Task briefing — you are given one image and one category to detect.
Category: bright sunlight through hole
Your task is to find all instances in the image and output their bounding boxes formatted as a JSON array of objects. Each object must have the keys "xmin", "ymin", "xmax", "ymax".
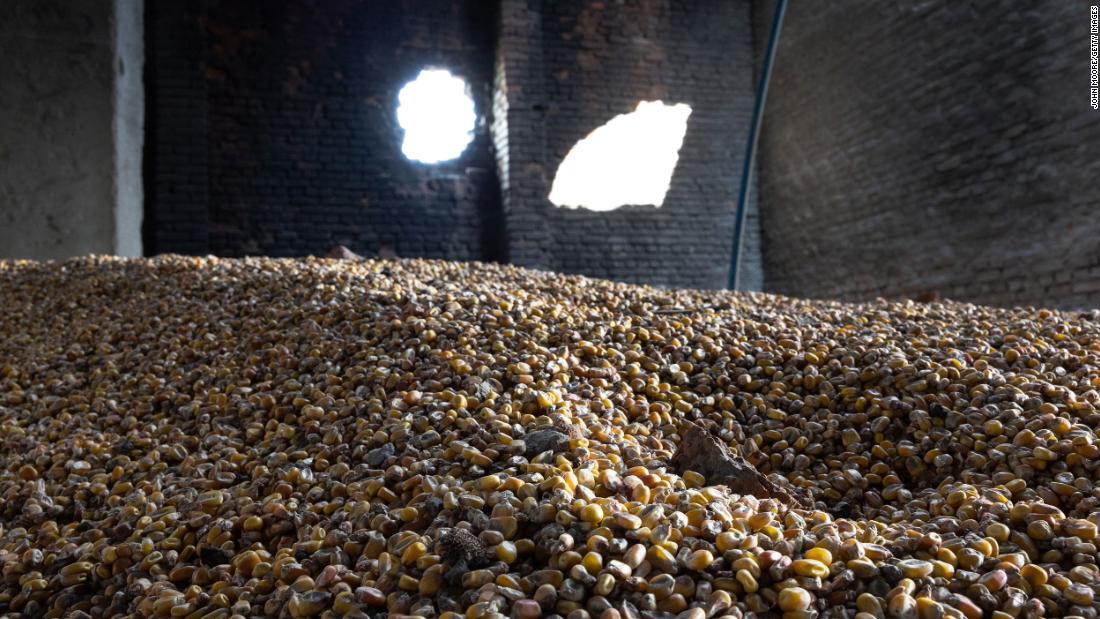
[
  {"xmin": 549, "ymin": 101, "xmax": 692, "ymax": 212},
  {"xmin": 397, "ymin": 69, "xmax": 476, "ymax": 164}
]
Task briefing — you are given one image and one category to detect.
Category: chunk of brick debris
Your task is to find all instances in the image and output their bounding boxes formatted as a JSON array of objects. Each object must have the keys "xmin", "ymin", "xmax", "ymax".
[
  {"xmin": 522, "ymin": 429, "xmax": 572, "ymax": 458},
  {"xmin": 365, "ymin": 443, "xmax": 394, "ymax": 467},
  {"xmin": 672, "ymin": 423, "xmax": 813, "ymax": 508},
  {"xmin": 326, "ymin": 245, "xmax": 363, "ymax": 260}
]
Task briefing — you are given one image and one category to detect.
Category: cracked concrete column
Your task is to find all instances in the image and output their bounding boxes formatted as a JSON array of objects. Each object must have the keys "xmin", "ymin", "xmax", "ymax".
[{"xmin": 0, "ymin": 0, "xmax": 144, "ymax": 260}]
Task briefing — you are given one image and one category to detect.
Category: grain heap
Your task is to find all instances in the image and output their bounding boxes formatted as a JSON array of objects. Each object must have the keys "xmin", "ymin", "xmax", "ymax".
[{"xmin": 1, "ymin": 255, "xmax": 1099, "ymax": 619}]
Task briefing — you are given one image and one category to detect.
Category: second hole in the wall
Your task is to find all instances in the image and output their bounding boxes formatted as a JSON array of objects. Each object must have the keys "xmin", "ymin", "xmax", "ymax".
[{"xmin": 549, "ymin": 100, "xmax": 692, "ymax": 212}]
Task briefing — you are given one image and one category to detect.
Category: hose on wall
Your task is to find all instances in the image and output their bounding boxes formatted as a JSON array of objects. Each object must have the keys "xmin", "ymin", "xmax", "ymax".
[{"xmin": 729, "ymin": 0, "xmax": 788, "ymax": 290}]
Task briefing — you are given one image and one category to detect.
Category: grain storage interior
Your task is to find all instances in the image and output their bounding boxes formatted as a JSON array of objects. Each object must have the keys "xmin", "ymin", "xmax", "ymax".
[{"xmin": 2, "ymin": 1, "xmax": 1100, "ymax": 617}]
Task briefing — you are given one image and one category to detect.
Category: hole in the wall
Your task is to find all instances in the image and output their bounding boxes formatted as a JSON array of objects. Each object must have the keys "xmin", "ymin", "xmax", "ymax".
[
  {"xmin": 549, "ymin": 101, "xmax": 692, "ymax": 212},
  {"xmin": 397, "ymin": 68, "xmax": 477, "ymax": 164}
]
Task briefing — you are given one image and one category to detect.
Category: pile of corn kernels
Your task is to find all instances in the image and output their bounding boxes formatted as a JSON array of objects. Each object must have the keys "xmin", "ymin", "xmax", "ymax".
[{"xmin": 0, "ymin": 255, "xmax": 1098, "ymax": 619}]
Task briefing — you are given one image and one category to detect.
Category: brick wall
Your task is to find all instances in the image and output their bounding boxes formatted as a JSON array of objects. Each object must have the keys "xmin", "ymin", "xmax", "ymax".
[
  {"xmin": 147, "ymin": 0, "xmax": 502, "ymax": 261},
  {"xmin": 496, "ymin": 0, "xmax": 761, "ymax": 290},
  {"xmin": 146, "ymin": 2, "xmax": 208, "ymax": 255},
  {"xmin": 755, "ymin": 1, "xmax": 1100, "ymax": 309},
  {"xmin": 148, "ymin": 0, "xmax": 760, "ymax": 290}
]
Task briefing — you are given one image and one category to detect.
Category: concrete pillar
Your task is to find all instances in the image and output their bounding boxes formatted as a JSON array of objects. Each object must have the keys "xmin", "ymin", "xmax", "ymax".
[{"xmin": 0, "ymin": 0, "xmax": 144, "ymax": 260}]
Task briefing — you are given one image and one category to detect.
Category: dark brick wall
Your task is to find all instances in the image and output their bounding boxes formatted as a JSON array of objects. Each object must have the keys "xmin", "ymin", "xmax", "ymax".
[
  {"xmin": 496, "ymin": 0, "xmax": 760, "ymax": 289},
  {"xmin": 147, "ymin": 0, "xmax": 502, "ymax": 260},
  {"xmin": 755, "ymin": 1, "xmax": 1100, "ymax": 309},
  {"xmin": 146, "ymin": 2, "xmax": 209, "ymax": 255},
  {"xmin": 148, "ymin": 0, "xmax": 761, "ymax": 288}
]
